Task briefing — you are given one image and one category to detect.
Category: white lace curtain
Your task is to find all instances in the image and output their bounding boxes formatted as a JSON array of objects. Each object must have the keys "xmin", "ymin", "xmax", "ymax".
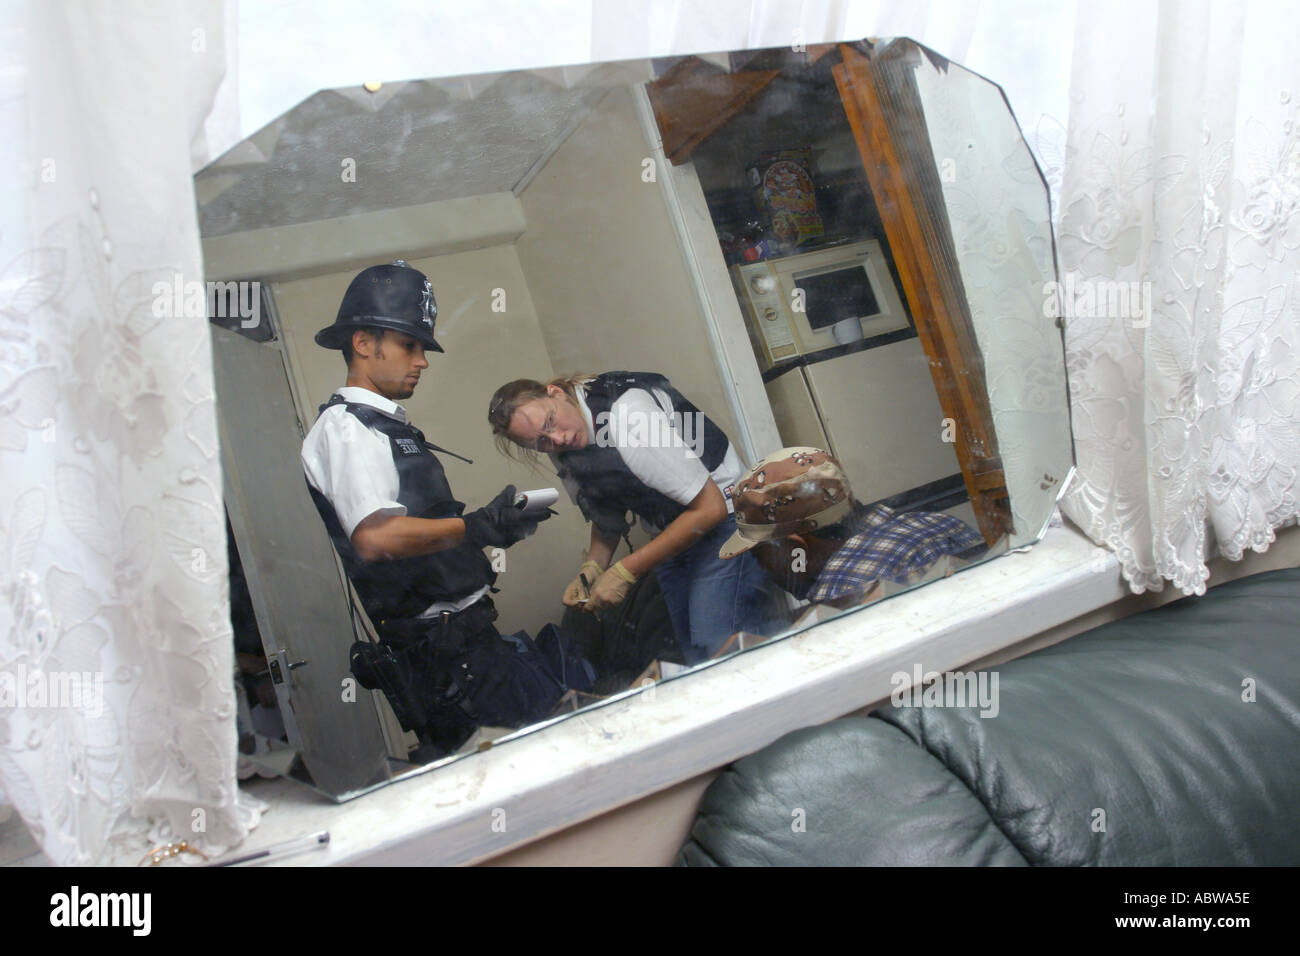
[
  {"xmin": 3, "ymin": 0, "xmax": 1296, "ymax": 865},
  {"xmin": 1051, "ymin": 0, "xmax": 1300, "ymax": 593},
  {"xmin": 0, "ymin": 0, "xmax": 262, "ymax": 864}
]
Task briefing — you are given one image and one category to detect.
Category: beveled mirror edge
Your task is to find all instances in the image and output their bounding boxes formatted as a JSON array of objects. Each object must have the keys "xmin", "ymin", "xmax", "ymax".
[{"xmin": 904, "ymin": 35, "xmax": 1081, "ymax": 527}]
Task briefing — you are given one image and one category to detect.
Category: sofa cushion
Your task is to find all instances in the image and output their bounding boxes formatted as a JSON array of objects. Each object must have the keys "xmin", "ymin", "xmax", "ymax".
[
  {"xmin": 678, "ymin": 566, "xmax": 1300, "ymax": 865},
  {"xmin": 677, "ymin": 717, "xmax": 1029, "ymax": 866}
]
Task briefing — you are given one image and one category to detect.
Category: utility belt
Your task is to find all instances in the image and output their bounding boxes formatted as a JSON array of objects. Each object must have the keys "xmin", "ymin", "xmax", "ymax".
[
  {"xmin": 349, "ymin": 598, "xmax": 499, "ymax": 749},
  {"xmin": 351, "ymin": 596, "xmax": 575, "ymax": 752},
  {"xmin": 374, "ymin": 597, "xmax": 499, "ymax": 655}
]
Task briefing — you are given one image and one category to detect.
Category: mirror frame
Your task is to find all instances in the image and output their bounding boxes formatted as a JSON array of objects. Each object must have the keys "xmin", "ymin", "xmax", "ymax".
[{"xmin": 205, "ymin": 37, "xmax": 1076, "ymax": 802}]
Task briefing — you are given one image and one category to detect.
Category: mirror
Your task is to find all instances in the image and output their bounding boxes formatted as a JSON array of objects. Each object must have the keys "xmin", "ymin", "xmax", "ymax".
[{"xmin": 197, "ymin": 38, "xmax": 1073, "ymax": 799}]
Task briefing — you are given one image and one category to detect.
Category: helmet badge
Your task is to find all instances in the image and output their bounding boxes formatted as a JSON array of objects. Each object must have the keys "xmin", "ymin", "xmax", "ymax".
[
  {"xmin": 420, "ymin": 277, "xmax": 435, "ymax": 329},
  {"xmin": 389, "ymin": 258, "xmax": 436, "ymax": 329}
]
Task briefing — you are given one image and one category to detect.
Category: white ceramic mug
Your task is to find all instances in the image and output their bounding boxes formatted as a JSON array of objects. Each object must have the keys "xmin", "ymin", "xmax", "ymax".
[{"xmin": 831, "ymin": 317, "xmax": 864, "ymax": 345}]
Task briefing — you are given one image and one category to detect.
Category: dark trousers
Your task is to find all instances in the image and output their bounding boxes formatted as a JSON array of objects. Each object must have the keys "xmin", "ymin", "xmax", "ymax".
[{"xmin": 377, "ymin": 598, "xmax": 565, "ymax": 754}]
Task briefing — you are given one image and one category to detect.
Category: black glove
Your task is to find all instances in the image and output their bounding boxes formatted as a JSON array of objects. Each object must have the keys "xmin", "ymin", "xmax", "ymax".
[{"xmin": 462, "ymin": 485, "xmax": 550, "ymax": 548}]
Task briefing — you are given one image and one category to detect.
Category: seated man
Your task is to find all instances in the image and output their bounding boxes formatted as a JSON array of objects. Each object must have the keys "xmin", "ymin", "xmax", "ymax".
[{"xmin": 717, "ymin": 447, "xmax": 988, "ymax": 610}]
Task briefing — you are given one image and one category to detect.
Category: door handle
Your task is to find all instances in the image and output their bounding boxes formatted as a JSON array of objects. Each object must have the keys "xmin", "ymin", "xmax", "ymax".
[{"xmin": 267, "ymin": 656, "xmax": 310, "ymax": 684}]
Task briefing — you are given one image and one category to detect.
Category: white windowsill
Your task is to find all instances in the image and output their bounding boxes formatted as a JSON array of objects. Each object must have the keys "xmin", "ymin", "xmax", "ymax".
[{"xmin": 207, "ymin": 521, "xmax": 1128, "ymax": 866}]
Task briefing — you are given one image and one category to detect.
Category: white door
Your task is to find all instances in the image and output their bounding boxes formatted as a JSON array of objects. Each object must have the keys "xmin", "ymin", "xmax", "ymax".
[{"xmin": 211, "ymin": 324, "xmax": 389, "ymax": 796}]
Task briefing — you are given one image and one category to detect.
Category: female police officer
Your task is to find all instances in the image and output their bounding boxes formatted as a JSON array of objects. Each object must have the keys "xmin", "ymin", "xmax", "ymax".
[{"xmin": 488, "ymin": 371, "xmax": 777, "ymax": 663}]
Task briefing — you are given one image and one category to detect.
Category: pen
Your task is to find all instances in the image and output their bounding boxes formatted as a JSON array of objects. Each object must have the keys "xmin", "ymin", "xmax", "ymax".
[{"xmin": 208, "ymin": 830, "xmax": 330, "ymax": 866}]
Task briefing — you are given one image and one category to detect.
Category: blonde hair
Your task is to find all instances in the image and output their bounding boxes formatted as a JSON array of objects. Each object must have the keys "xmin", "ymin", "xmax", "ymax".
[{"xmin": 487, "ymin": 373, "xmax": 596, "ymax": 464}]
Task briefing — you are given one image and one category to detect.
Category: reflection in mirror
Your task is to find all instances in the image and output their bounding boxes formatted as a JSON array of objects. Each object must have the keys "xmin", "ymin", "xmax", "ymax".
[{"xmin": 197, "ymin": 38, "xmax": 1072, "ymax": 799}]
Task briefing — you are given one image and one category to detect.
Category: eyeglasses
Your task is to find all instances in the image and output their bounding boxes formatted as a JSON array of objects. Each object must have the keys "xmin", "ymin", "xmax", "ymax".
[{"xmin": 526, "ymin": 400, "xmax": 564, "ymax": 452}]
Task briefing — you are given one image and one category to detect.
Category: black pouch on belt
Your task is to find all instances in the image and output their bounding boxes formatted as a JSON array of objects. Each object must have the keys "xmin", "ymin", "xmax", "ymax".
[
  {"xmin": 379, "ymin": 604, "xmax": 495, "ymax": 721},
  {"xmin": 348, "ymin": 639, "xmax": 429, "ymax": 732}
]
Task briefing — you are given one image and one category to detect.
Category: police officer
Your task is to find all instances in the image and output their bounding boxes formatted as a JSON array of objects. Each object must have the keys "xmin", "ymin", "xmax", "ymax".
[
  {"xmin": 488, "ymin": 371, "xmax": 779, "ymax": 664},
  {"xmin": 303, "ymin": 260, "xmax": 555, "ymax": 758}
]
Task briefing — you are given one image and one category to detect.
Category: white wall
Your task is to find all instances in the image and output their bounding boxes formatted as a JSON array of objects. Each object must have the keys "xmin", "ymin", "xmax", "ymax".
[{"xmin": 515, "ymin": 86, "xmax": 742, "ymax": 442}]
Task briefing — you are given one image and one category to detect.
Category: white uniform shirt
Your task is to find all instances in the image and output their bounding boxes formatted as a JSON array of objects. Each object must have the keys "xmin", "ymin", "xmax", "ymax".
[
  {"xmin": 302, "ymin": 386, "xmax": 488, "ymax": 616},
  {"xmin": 552, "ymin": 382, "xmax": 745, "ymax": 534}
]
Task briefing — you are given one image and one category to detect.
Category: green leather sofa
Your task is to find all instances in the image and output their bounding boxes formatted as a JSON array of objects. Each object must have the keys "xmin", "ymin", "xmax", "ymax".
[{"xmin": 678, "ymin": 567, "xmax": 1300, "ymax": 865}]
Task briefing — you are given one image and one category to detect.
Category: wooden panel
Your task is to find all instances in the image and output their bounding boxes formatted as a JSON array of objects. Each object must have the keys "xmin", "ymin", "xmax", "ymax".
[
  {"xmin": 832, "ymin": 42, "xmax": 1013, "ymax": 546},
  {"xmin": 645, "ymin": 57, "xmax": 780, "ymax": 165}
]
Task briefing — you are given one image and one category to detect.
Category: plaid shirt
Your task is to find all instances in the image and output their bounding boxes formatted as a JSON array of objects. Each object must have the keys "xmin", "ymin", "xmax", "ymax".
[{"xmin": 809, "ymin": 504, "xmax": 986, "ymax": 603}]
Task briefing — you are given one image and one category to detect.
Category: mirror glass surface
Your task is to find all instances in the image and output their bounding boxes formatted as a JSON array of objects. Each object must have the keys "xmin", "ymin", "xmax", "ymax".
[{"xmin": 198, "ymin": 38, "xmax": 1073, "ymax": 799}]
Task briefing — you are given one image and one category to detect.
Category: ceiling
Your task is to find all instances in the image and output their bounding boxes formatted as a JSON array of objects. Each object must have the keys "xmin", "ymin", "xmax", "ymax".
[{"xmin": 195, "ymin": 72, "xmax": 611, "ymax": 237}]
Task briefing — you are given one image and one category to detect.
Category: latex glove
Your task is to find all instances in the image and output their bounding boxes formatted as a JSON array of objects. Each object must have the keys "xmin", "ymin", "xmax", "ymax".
[
  {"xmin": 585, "ymin": 560, "xmax": 638, "ymax": 614},
  {"xmin": 563, "ymin": 560, "xmax": 605, "ymax": 608},
  {"xmin": 462, "ymin": 485, "xmax": 551, "ymax": 548}
]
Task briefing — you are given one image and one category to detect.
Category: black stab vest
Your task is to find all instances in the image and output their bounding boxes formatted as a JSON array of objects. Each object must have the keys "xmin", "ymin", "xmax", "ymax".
[
  {"xmin": 306, "ymin": 395, "xmax": 495, "ymax": 623},
  {"xmin": 556, "ymin": 372, "xmax": 731, "ymax": 532}
]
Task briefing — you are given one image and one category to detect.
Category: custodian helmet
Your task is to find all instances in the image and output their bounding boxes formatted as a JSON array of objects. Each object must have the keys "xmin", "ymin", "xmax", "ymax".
[{"xmin": 314, "ymin": 259, "xmax": 444, "ymax": 353}]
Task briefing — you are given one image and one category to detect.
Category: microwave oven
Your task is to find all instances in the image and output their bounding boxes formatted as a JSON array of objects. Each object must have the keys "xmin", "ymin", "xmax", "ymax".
[{"xmin": 730, "ymin": 239, "xmax": 910, "ymax": 372}]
